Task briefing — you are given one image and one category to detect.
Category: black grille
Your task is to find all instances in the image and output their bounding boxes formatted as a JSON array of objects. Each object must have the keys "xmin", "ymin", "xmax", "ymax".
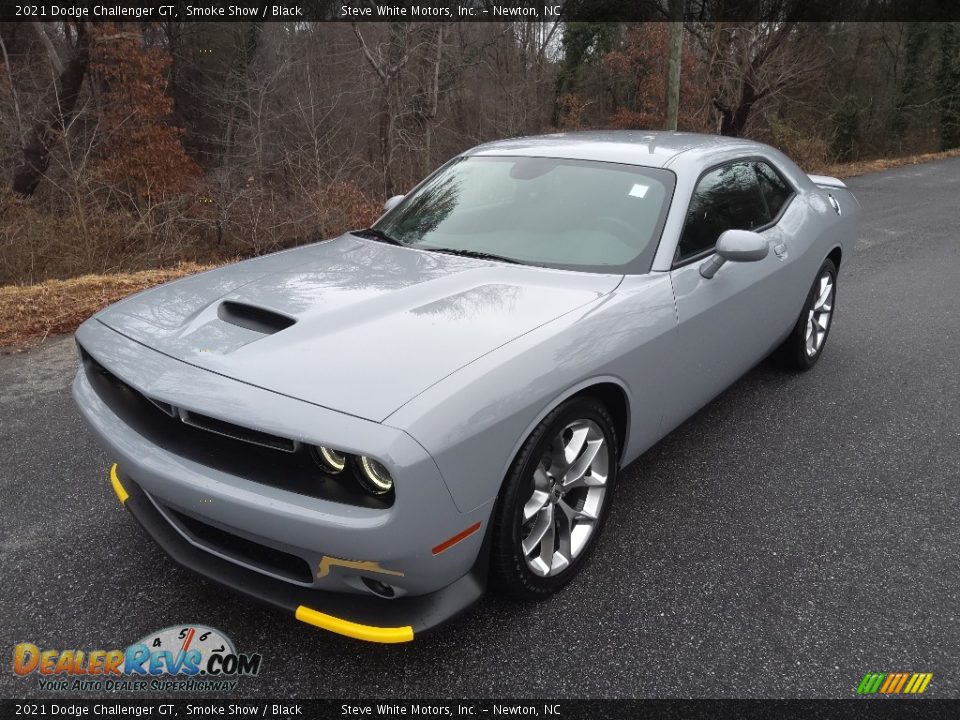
[
  {"xmin": 146, "ymin": 396, "xmax": 176, "ymax": 417},
  {"xmin": 167, "ymin": 507, "xmax": 313, "ymax": 584},
  {"xmin": 180, "ymin": 409, "xmax": 295, "ymax": 452},
  {"xmin": 79, "ymin": 344, "xmax": 393, "ymax": 508}
]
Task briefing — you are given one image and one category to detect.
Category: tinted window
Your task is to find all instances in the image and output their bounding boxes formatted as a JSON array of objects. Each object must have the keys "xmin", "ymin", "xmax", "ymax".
[
  {"xmin": 754, "ymin": 161, "xmax": 793, "ymax": 218},
  {"xmin": 676, "ymin": 162, "xmax": 769, "ymax": 262}
]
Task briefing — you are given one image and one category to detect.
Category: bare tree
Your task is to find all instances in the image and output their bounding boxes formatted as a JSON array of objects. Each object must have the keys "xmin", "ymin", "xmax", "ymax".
[
  {"xmin": 705, "ymin": 22, "xmax": 826, "ymax": 137},
  {"xmin": 352, "ymin": 23, "xmax": 418, "ymax": 195},
  {"xmin": 12, "ymin": 22, "xmax": 91, "ymax": 196}
]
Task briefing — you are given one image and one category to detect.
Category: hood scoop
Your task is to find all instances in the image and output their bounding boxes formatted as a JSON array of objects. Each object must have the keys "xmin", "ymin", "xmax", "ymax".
[{"xmin": 217, "ymin": 301, "xmax": 296, "ymax": 335}]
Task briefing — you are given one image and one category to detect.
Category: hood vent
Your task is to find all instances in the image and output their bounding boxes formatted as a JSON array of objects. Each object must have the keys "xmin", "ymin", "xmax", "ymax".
[{"xmin": 217, "ymin": 300, "xmax": 296, "ymax": 335}]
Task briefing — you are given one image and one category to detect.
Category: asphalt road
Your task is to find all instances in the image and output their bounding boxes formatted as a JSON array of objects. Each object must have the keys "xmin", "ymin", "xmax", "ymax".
[{"xmin": 2, "ymin": 158, "xmax": 959, "ymax": 700}]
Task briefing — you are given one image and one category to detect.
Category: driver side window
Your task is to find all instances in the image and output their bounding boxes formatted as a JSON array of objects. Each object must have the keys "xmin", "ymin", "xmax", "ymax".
[{"xmin": 676, "ymin": 161, "xmax": 769, "ymax": 263}]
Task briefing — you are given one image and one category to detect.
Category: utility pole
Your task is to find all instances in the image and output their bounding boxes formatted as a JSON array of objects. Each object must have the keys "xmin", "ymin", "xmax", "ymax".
[{"xmin": 665, "ymin": 0, "xmax": 684, "ymax": 132}]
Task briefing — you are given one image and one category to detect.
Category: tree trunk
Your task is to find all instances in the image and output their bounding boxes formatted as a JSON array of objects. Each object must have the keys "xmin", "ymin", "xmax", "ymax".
[
  {"xmin": 424, "ymin": 25, "xmax": 444, "ymax": 175},
  {"xmin": 665, "ymin": 0, "xmax": 684, "ymax": 131},
  {"xmin": 12, "ymin": 23, "xmax": 91, "ymax": 197},
  {"xmin": 716, "ymin": 81, "xmax": 757, "ymax": 137}
]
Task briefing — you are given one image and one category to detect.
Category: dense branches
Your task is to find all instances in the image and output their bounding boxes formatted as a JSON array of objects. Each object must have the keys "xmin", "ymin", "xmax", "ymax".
[
  {"xmin": 11, "ymin": 22, "xmax": 91, "ymax": 196},
  {"xmin": 1, "ymin": 19, "xmax": 957, "ymax": 284}
]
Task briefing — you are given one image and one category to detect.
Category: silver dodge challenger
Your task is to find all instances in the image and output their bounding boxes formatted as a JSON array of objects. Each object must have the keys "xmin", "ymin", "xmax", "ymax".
[{"xmin": 73, "ymin": 132, "xmax": 860, "ymax": 643}]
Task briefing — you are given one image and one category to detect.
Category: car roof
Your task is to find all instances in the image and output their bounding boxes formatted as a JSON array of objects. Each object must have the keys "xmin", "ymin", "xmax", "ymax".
[{"xmin": 464, "ymin": 130, "xmax": 767, "ymax": 169}]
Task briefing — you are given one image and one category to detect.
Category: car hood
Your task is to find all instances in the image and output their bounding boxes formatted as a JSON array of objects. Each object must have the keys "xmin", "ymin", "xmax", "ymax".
[{"xmin": 96, "ymin": 235, "xmax": 621, "ymax": 421}]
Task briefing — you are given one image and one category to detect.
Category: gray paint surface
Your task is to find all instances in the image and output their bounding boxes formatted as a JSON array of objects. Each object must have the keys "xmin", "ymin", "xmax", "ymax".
[{"xmin": 2, "ymin": 155, "xmax": 958, "ymax": 696}]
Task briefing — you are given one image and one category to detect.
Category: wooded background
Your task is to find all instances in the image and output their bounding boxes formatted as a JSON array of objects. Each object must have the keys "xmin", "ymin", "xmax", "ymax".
[{"xmin": 1, "ymin": 18, "xmax": 959, "ymax": 285}]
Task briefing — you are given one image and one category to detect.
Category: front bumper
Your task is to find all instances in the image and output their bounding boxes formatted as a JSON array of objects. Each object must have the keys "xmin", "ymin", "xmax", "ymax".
[
  {"xmin": 72, "ymin": 319, "xmax": 492, "ymax": 640},
  {"xmin": 110, "ymin": 465, "xmax": 486, "ymax": 642}
]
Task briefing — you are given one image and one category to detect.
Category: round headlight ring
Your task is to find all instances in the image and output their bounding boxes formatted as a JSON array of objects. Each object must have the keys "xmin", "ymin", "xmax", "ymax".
[
  {"xmin": 314, "ymin": 446, "xmax": 347, "ymax": 474},
  {"xmin": 357, "ymin": 456, "xmax": 393, "ymax": 495}
]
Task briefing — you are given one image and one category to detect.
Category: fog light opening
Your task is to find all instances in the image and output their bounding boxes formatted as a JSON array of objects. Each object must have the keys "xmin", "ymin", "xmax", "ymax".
[{"xmin": 361, "ymin": 577, "xmax": 396, "ymax": 598}]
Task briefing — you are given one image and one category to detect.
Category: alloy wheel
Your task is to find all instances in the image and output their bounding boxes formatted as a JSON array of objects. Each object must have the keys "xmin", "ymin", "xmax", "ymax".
[
  {"xmin": 520, "ymin": 419, "xmax": 609, "ymax": 577},
  {"xmin": 805, "ymin": 270, "xmax": 834, "ymax": 357}
]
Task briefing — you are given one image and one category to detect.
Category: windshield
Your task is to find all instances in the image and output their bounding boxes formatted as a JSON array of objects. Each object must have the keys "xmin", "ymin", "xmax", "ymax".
[{"xmin": 373, "ymin": 156, "xmax": 675, "ymax": 272}]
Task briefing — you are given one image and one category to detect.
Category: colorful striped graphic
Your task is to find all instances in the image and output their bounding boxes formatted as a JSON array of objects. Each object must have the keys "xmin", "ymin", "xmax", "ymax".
[{"xmin": 857, "ymin": 672, "xmax": 933, "ymax": 695}]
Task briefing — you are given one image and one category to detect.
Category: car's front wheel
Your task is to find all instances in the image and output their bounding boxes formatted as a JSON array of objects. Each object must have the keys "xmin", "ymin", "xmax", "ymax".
[{"xmin": 489, "ymin": 397, "xmax": 619, "ymax": 599}]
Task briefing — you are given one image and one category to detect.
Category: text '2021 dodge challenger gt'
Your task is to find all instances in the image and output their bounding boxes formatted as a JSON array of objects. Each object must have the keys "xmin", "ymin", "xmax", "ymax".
[{"xmin": 73, "ymin": 131, "xmax": 860, "ymax": 643}]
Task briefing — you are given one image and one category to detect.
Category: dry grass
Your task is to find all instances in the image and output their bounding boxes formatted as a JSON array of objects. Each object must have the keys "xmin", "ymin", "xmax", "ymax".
[
  {"xmin": 0, "ymin": 263, "xmax": 215, "ymax": 351},
  {"xmin": 815, "ymin": 147, "xmax": 960, "ymax": 178}
]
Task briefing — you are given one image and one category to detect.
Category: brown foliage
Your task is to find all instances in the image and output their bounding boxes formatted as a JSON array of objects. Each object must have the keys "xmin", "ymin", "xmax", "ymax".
[
  {"xmin": 0, "ymin": 263, "xmax": 213, "ymax": 349},
  {"xmin": 603, "ymin": 24, "xmax": 708, "ymax": 131},
  {"xmin": 0, "ymin": 178, "xmax": 380, "ymax": 285},
  {"xmin": 90, "ymin": 25, "xmax": 199, "ymax": 200},
  {"xmin": 315, "ymin": 181, "xmax": 381, "ymax": 235},
  {"xmin": 762, "ymin": 117, "xmax": 831, "ymax": 172},
  {"xmin": 556, "ymin": 93, "xmax": 590, "ymax": 130},
  {"xmin": 812, "ymin": 147, "xmax": 960, "ymax": 178}
]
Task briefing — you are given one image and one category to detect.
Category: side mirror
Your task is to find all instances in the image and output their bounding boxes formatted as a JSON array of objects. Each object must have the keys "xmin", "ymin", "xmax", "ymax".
[
  {"xmin": 700, "ymin": 229, "xmax": 769, "ymax": 279},
  {"xmin": 383, "ymin": 194, "xmax": 404, "ymax": 213}
]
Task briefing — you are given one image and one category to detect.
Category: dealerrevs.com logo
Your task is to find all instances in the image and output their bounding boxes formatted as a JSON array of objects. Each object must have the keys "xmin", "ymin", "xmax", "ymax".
[{"xmin": 13, "ymin": 625, "xmax": 262, "ymax": 692}]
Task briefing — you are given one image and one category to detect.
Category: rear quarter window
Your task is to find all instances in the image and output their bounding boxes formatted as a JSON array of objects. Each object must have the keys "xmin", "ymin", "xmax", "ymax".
[{"xmin": 754, "ymin": 161, "xmax": 794, "ymax": 219}]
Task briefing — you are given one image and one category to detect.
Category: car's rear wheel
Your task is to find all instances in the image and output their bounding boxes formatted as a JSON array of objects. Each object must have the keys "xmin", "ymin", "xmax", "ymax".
[
  {"xmin": 778, "ymin": 258, "xmax": 837, "ymax": 371},
  {"xmin": 489, "ymin": 397, "xmax": 619, "ymax": 599}
]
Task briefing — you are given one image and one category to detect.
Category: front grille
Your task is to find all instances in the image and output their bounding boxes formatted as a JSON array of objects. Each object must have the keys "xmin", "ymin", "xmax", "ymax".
[
  {"xmin": 180, "ymin": 409, "xmax": 295, "ymax": 452},
  {"xmin": 79, "ymin": 344, "xmax": 393, "ymax": 508},
  {"xmin": 167, "ymin": 507, "xmax": 314, "ymax": 584}
]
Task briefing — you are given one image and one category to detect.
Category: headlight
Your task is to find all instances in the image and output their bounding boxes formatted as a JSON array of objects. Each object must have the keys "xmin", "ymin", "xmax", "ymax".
[
  {"xmin": 313, "ymin": 446, "xmax": 346, "ymax": 474},
  {"xmin": 356, "ymin": 456, "xmax": 393, "ymax": 495}
]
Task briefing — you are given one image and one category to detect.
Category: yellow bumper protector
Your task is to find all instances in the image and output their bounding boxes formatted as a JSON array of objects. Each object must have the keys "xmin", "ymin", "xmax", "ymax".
[
  {"xmin": 294, "ymin": 605, "xmax": 414, "ymax": 644},
  {"xmin": 109, "ymin": 464, "xmax": 129, "ymax": 504}
]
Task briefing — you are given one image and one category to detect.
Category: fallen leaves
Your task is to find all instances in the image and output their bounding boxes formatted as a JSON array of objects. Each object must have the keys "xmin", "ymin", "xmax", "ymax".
[{"xmin": 0, "ymin": 263, "xmax": 214, "ymax": 350}]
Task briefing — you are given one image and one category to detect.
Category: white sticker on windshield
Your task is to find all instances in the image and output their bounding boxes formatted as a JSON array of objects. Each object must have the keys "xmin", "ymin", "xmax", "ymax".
[{"xmin": 628, "ymin": 183, "xmax": 649, "ymax": 198}]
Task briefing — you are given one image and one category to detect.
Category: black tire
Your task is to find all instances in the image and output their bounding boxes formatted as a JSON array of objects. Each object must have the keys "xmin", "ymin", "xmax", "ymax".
[
  {"xmin": 777, "ymin": 258, "xmax": 838, "ymax": 371},
  {"xmin": 489, "ymin": 396, "xmax": 619, "ymax": 600}
]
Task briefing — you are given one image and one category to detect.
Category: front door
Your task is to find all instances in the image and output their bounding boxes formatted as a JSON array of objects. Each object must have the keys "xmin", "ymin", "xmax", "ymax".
[{"xmin": 663, "ymin": 160, "xmax": 792, "ymax": 430}]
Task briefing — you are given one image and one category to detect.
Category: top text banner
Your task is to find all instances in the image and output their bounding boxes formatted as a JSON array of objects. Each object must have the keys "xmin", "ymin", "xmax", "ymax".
[{"xmin": 3, "ymin": 0, "xmax": 960, "ymax": 23}]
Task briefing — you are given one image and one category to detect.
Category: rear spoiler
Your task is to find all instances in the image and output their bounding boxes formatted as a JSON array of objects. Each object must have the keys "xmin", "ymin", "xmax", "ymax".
[{"xmin": 808, "ymin": 174, "xmax": 847, "ymax": 190}]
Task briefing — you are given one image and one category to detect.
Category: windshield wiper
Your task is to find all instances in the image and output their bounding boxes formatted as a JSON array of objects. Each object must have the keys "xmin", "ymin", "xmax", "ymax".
[
  {"xmin": 352, "ymin": 227, "xmax": 402, "ymax": 245},
  {"xmin": 427, "ymin": 248, "xmax": 521, "ymax": 265}
]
